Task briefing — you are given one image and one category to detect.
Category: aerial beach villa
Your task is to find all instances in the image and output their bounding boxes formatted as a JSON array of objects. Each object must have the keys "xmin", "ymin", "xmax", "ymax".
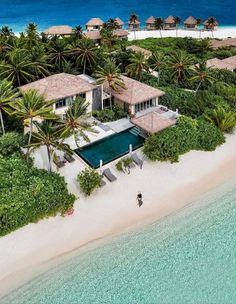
[{"xmin": 2, "ymin": 1, "xmax": 236, "ymax": 302}]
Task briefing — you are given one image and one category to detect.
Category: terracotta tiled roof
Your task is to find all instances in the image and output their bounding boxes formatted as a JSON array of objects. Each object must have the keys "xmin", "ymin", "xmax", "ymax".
[
  {"xmin": 184, "ymin": 16, "xmax": 197, "ymax": 25},
  {"xmin": 19, "ymin": 74, "xmax": 95, "ymax": 101},
  {"xmin": 86, "ymin": 18, "xmax": 104, "ymax": 26},
  {"xmin": 44, "ymin": 25, "xmax": 73, "ymax": 35},
  {"xmin": 106, "ymin": 76, "xmax": 165, "ymax": 105}
]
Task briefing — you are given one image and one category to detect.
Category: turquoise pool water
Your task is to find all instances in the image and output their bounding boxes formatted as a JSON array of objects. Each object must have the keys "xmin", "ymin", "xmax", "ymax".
[
  {"xmin": 2, "ymin": 180, "xmax": 236, "ymax": 303},
  {"xmin": 75, "ymin": 128, "xmax": 144, "ymax": 168}
]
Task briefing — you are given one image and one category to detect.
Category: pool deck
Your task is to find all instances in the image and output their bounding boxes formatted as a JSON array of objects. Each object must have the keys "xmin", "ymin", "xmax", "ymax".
[{"xmin": 106, "ymin": 118, "xmax": 134, "ymax": 133}]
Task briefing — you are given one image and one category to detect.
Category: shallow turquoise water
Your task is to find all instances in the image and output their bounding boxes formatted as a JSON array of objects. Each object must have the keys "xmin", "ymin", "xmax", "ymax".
[
  {"xmin": 75, "ymin": 128, "xmax": 144, "ymax": 168},
  {"xmin": 1, "ymin": 181, "xmax": 236, "ymax": 304}
]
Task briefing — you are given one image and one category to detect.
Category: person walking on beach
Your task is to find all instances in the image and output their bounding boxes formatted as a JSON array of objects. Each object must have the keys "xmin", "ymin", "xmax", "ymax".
[{"xmin": 137, "ymin": 192, "xmax": 143, "ymax": 207}]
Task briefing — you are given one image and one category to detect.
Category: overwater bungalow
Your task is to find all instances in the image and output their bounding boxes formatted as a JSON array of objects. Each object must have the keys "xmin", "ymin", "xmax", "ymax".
[
  {"xmin": 128, "ymin": 19, "xmax": 140, "ymax": 31},
  {"xmin": 146, "ymin": 16, "xmax": 156, "ymax": 30},
  {"xmin": 115, "ymin": 17, "xmax": 124, "ymax": 29},
  {"xmin": 204, "ymin": 18, "xmax": 219, "ymax": 30},
  {"xmin": 184, "ymin": 16, "xmax": 198, "ymax": 29},
  {"xmin": 164, "ymin": 16, "xmax": 176, "ymax": 29},
  {"xmin": 86, "ymin": 18, "xmax": 104, "ymax": 31},
  {"xmin": 44, "ymin": 25, "xmax": 73, "ymax": 36}
]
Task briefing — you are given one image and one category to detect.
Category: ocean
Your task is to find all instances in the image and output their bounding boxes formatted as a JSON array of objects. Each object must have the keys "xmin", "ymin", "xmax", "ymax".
[
  {"xmin": 0, "ymin": 0, "xmax": 235, "ymax": 32},
  {"xmin": 1, "ymin": 179, "xmax": 236, "ymax": 304}
]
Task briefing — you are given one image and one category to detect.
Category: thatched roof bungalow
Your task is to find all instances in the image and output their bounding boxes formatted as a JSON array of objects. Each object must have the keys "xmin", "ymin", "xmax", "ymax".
[
  {"xmin": 205, "ymin": 56, "xmax": 236, "ymax": 72},
  {"xmin": 85, "ymin": 29, "xmax": 128, "ymax": 43},
  {"xmin": 86, "ymin": 18, "xmax": 104, "ymax": 31},
  {"xmin": 44, "ymin": 25, "xmax": 73, "ymax": 36},
  {"xmin": 115, "ymin": 17, "xmax": 124, "ymax": 28},
  {"xmin": 146, "ymin": 16, "xmax": 156, "ymax": 30},
  {"xmin": 128, "ymin": 19, "xmax": 140, "ymax": 31},
  {"xmin": 164, "ymin": 16, "xmax": 176, "ymax": 29},
  {"xmin": 184, "ymin": 16, "xmax": 197, "ymax": 29},
  {"xmin": 204, "ymin": 18, "xmax": 219, "ymax": 30}
]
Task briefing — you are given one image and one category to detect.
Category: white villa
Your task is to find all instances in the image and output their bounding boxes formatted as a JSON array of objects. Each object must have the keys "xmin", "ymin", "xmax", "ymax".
[{"xmin": 19, "ymin": 73, "xmax": 177, "ymax": 134}]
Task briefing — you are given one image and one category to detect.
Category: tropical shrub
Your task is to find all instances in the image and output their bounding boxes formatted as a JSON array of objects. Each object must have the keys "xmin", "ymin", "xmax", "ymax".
[
  {"xmin": 0, "ymin": 132, "xmax": 24, "ymax": 156},
  {"xmin": 211, "ymin": 69, "xmax": 236, "ymax": 86},
  {"xmin": 205, "ymin": 107, "xmax": 236, "ymax": 133},
  {"xmin": 143, "ymin": 116, "xmax": 225, "ymax": 162},
  {"xmin": 0, "ymin": 155, "xmax": 75, "ymax": 236},
  {"xmin": 116, "ymin": 157, "xmax": 133, "ymax": 173},
  {"xmin": 92, "ymin": 105, "xmax": 126, "ymax": 122},
  {"xmin": 77, "ymin": 168, "xmax": 101, "ymax": 196}
]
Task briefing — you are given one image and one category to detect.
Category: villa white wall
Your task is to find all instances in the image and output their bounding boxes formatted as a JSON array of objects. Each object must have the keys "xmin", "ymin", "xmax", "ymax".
[{"xmin": 86, "ymin": 91, "xmax": 93, "ymax": 112}]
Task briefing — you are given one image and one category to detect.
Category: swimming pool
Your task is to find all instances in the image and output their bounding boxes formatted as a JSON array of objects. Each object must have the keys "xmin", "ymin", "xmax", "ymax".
[{"xmin": 75, "ymin": 128, "xmax": 144, "ymax": 168}]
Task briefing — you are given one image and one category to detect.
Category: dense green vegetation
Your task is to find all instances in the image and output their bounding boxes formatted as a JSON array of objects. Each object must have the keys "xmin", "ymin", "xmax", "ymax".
[
  {"xmin": 92, "ymin": 105, "xmax": 126, "ymax": 122},
  {"xmin": 0, "ymin": 154, "xmax": 75, "ymax": 236},
  {"xmin": 77, "ymin": 168, "xmax": 101, "ymax": 196},
  {"xmin": 144, "ymin": 116, "xmax": 225, "ymax": 163}
]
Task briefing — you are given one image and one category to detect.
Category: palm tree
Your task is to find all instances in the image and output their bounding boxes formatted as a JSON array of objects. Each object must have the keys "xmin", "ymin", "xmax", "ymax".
[
  {"xmin": 72, "ymin": 25, "xmax": 83, "ymax": 39},
  {"xmin": 56, "ymin": 97, "xmax": 97, "ymax": 147},
  {"xmin": 154, "ymin": 18, "xmax": 164, "ymax": 38},
  {"xmin": 167, "ymin": 50, "xmax": 194, "ymax": 85},
  {"xmin": 27, "ymin": 120, "xmax": 73, "ymax": 173},
  {"xmin": 0, "ymin": 26, "xmax": 14, "ymax": 38},
  {"xmin": 24, "ymin": 23, "xmax": 40, "ymax": 49},
  {"xmin": 189, "ymin": 61, "xmax": 215, "ymax": 93},
  {"xmin": 173, "ymin": 16, "xmax": 181, "ymax": 37},
  {"xmin": 95, "ymin": 59, "xmax": 126, "ymax": 109},
  {"xmin": 30, "ymin": 45, "xmax": 52, "ymax": 79},
  {"xmin": 100, "ymin": 28, "xmax": 117, "ymax": 51},
  {"xmin": 0, "ymin": 49, "xmax": 36, "ymax": 86},
  {"xmin": 8, "ymin": 89, "xmax": 58, "ymax": 146},
  {"xmin": 105, "ymin": 18, "xmax": 119, "ymax": 30},
  {"xmin": 196, "ymin": 18, "xmax": 202, "ymax": 38},
  {"xmin": 126, "ymin": 51, "xmax": 149, "ymax": 80},
  {"xmin": 48, "ymin": 37, "xmax": 69, "ymax": 71},
  {"xmin": 0, "ymin": 79, "xmax": 19, "ymax": 134},
  {"xmin": 148, "ymin": 51, "xmax": 166, "ymax": 85},
  {"xmin": 205, "ymin": 17, "xmax": 218, "ymax": 37},
  {"xmin": 69, "ymin": 38, "xmax": 97, "ymax": 74},
  {"xmin": 129, "ymin": 13, "xmax": 139, "ymax": 39},
  {"xmin": 205, "ymin": 107, "xmax": 236, "ymax": 133}
]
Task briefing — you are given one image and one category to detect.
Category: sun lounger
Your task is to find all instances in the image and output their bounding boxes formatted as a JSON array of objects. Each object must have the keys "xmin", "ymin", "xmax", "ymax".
[
  {"xmin": 103, "ymin": 168, "xmax": 117, "ymax": 182},
  {"xmin": 131, "ymin": 153, "xmax": 143, "ymax": 169},
  {"xmin": 64, "ymin": 153, "xmax": 75, "ymax": 163}
]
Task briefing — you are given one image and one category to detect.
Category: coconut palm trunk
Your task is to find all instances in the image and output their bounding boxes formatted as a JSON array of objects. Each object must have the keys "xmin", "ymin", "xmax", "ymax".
[
  {"xmin": 83, "ymin": 59, "xmax": 86, "ymax": 74},
  {"xmin": 109, "ymin": 85, "xmax": 112, "ymax": 109},
  {"xmin": 46, "ymin": 145, "xmax": 52, "ymax": 173},
  {"xmin": 0, "ymin": 108, "xmax": 5, "ymax": 134},
  {"xmin": 195, "ymin": 80, "xmax": 203, "ymax": 94}
]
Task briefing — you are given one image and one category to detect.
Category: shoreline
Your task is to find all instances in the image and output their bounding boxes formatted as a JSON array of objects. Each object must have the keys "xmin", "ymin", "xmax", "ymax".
[{"xmin": 1, "ymin": 133, "xmax": 236, "ymax": 297}]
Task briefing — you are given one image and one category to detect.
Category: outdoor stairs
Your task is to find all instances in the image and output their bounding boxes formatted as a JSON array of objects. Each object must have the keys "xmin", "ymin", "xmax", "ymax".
[{"xmin": 129, "ymin": 127, "xmax": 141, "ymax": 136}]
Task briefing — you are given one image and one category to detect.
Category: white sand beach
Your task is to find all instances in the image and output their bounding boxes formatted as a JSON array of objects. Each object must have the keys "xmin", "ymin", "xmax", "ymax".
[
  {"xmin": 1, "ymin": 132, "xmax": 236, "ymax": 296},
  {"xmin": 128, "ymin": 26, "xmax": 236, "ymax": 40}
]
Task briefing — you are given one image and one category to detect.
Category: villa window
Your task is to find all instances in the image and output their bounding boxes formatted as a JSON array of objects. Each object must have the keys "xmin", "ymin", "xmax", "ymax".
[
  {"xmin": 78, "ymin": 93, "xmax": 86, "ymax": 99},
  {"xmin": 135, "ymin": 98, "xmax": 157, "ymax": 113},
  {"xmin": 55, "ymin": 99, "xmax": 66, "ymax": 109}
]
